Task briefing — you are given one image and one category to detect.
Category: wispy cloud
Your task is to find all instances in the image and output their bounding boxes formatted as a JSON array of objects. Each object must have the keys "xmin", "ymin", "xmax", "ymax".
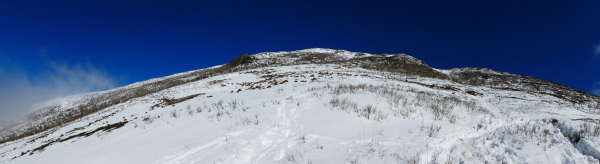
[
  {"xmin": 595, "ymin": 43, "xmax": 600, "ymax": 56},
  {"xmin": 593, "ymin": 81, "xmax": 600, "ymax": 96},
  {"xmin": 0, "ymin": 58, "xmax": 117, "ymax": 126}
]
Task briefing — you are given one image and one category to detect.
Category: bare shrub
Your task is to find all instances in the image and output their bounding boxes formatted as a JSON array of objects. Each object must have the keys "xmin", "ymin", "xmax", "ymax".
[
  {"xmin": 240, "ymin": 117, "xmax": 252, "ymax": 126},
  {"xmin": 212, "ymin": 99, "xmax": 225, "ymax": 109},
  {"xmin": 329, "ymin": 97, "xmax": 358, "ymax": 113},
  {"xmin": 427, "ymin": 125, "xmax": 442, "ymax": 137},
  {"xmin": 449, "ymin": 114, "xmax": 458, "ymax": 124},
  {"xmin": 580, "ymin": 122, "xmax": 600, "ymax": 137},
  {"xmin": 285, "ymin": 151, "xmax": 298, "ymax": 163},
  {"xmin": 359, "ymin": 105, "xmax": 376, "ymax": 120},
  {"xmin": 228, "ymin": 99, "xmax": 239, "ymax": 110},
  {"xmin": 298, "ymin": 134, "xmax": 306, "ymax": 144},
  {"xmin": 329, "ymin": 97, "xmax": 340, "ymax": 107},
  {"xmin": 187, "ymin": 108, "xmax": 194, "ymax": 116},
  {"xmin": 195, "ymin": 105, "xmax": 202, "ymax": 113},
  {"xmin": 407, "ymin": 152, "xmax": 421, "ymax": 164},
  {"xmin": 358, "ymin": 105, "xmax": 383, "ymax": 120},
  {"xmin": 320, "ymin": 83, "xmax": 486, "ymax": 123},
  {"xmin": 254, "ymin": 113, "xmax": 260, "ymax": 125},
  {"xmin": 215, "ymin": 110, "xmax": 223, "ymax": 121},
  {"xmin": 271, "ymin": 99, "xmax": 281, "ymax": 105},
  {"xmin": 142, "ymin": 115, "xmax": 155, "ymax": 124},
  {"xmin": 170, "ymin": 110, "xmax": 179, "ymax": 118},
  {"xmin": 430, "ymin": 98, "xmax": 457, "ymax": 121}
]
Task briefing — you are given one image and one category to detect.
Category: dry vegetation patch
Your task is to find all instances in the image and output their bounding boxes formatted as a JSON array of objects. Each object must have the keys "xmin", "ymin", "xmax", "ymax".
[
  {"xmin": 151, "ymin": 93, "xmax": 204, "ymax": 109},
  {"xmin": 11, "ymin": 121, "xmax": 128, "ymax": 160}
]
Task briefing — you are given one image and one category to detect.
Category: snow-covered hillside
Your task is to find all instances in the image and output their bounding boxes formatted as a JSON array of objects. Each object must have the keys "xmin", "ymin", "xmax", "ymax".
[{"xmin": 1, "ymin": 48, "xmax": 600, "ymax": 163}]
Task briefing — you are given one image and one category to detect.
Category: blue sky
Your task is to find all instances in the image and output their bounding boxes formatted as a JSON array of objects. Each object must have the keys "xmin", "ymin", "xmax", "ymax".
[{"xmin": 0, "ymin": 1, "xmax": 599, "ymax": 120}]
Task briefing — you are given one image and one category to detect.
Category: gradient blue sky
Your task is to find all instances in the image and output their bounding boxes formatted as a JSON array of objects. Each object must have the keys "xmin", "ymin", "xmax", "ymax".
[{"xmin": 1, "ymin": 0, "xmax": 600, "ymax": 103}]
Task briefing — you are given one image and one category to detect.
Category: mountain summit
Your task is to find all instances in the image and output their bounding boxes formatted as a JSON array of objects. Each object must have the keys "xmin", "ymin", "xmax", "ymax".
[{"xmin": 1, "ymin": 48, "xmax": 600, "ymax": 163}]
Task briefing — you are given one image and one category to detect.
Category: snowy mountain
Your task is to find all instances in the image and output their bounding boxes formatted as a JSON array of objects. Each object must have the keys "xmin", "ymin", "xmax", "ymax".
[{"xmin": 1, "ymin": 48, "xmax": 600, "ymax": 163}]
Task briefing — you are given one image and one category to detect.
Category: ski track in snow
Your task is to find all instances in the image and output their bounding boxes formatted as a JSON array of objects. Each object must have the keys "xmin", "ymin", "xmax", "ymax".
[{"xmin": 153, "ymin": 129, "xmax": 253, "ymax": 164}]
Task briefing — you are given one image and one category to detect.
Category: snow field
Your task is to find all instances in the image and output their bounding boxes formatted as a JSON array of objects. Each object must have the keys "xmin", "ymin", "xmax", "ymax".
[{"xmin": 2, "ymin": 64, "xmax": 600, "ymax": 163}]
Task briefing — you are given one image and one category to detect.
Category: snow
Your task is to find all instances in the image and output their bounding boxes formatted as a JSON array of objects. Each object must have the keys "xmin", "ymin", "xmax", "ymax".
[
  {"xmin": 1, "ymin": 53, "xmax": 600, "ymax": 163},
  {"xmin": 253, "ymin": 48, "xmax": 374, "ymax": 61}
]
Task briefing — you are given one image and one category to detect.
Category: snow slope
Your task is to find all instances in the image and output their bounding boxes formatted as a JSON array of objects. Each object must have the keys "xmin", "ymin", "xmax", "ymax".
[{"xmin": 1, "ymin": 49, "xmax": 600, "ymax": 164}]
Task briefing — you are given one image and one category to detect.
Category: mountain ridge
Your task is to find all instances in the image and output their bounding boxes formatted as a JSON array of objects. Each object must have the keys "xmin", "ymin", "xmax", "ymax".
[
  {"xmin": 2, "ymin": 48, "xmax": 599, "ymax": 145},
  {"xmin": 1, "ymin": 48, "xmax": 600, "ymax": 163}
]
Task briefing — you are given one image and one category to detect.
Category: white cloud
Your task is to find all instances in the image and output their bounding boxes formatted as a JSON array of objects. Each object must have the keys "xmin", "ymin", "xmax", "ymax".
[{"xmin": 0, "ymin": 59, "xmax": 117, "ymax": 126}]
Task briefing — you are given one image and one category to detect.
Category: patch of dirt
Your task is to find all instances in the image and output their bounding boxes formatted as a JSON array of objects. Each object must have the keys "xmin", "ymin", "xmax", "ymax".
[
  {"xmin": 151, "ymin": 93, "xmax": 205, "ymax": 109},
  {"xmin": 12, "ymin": 121, "xmax": 128, "ymax": 160}
]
